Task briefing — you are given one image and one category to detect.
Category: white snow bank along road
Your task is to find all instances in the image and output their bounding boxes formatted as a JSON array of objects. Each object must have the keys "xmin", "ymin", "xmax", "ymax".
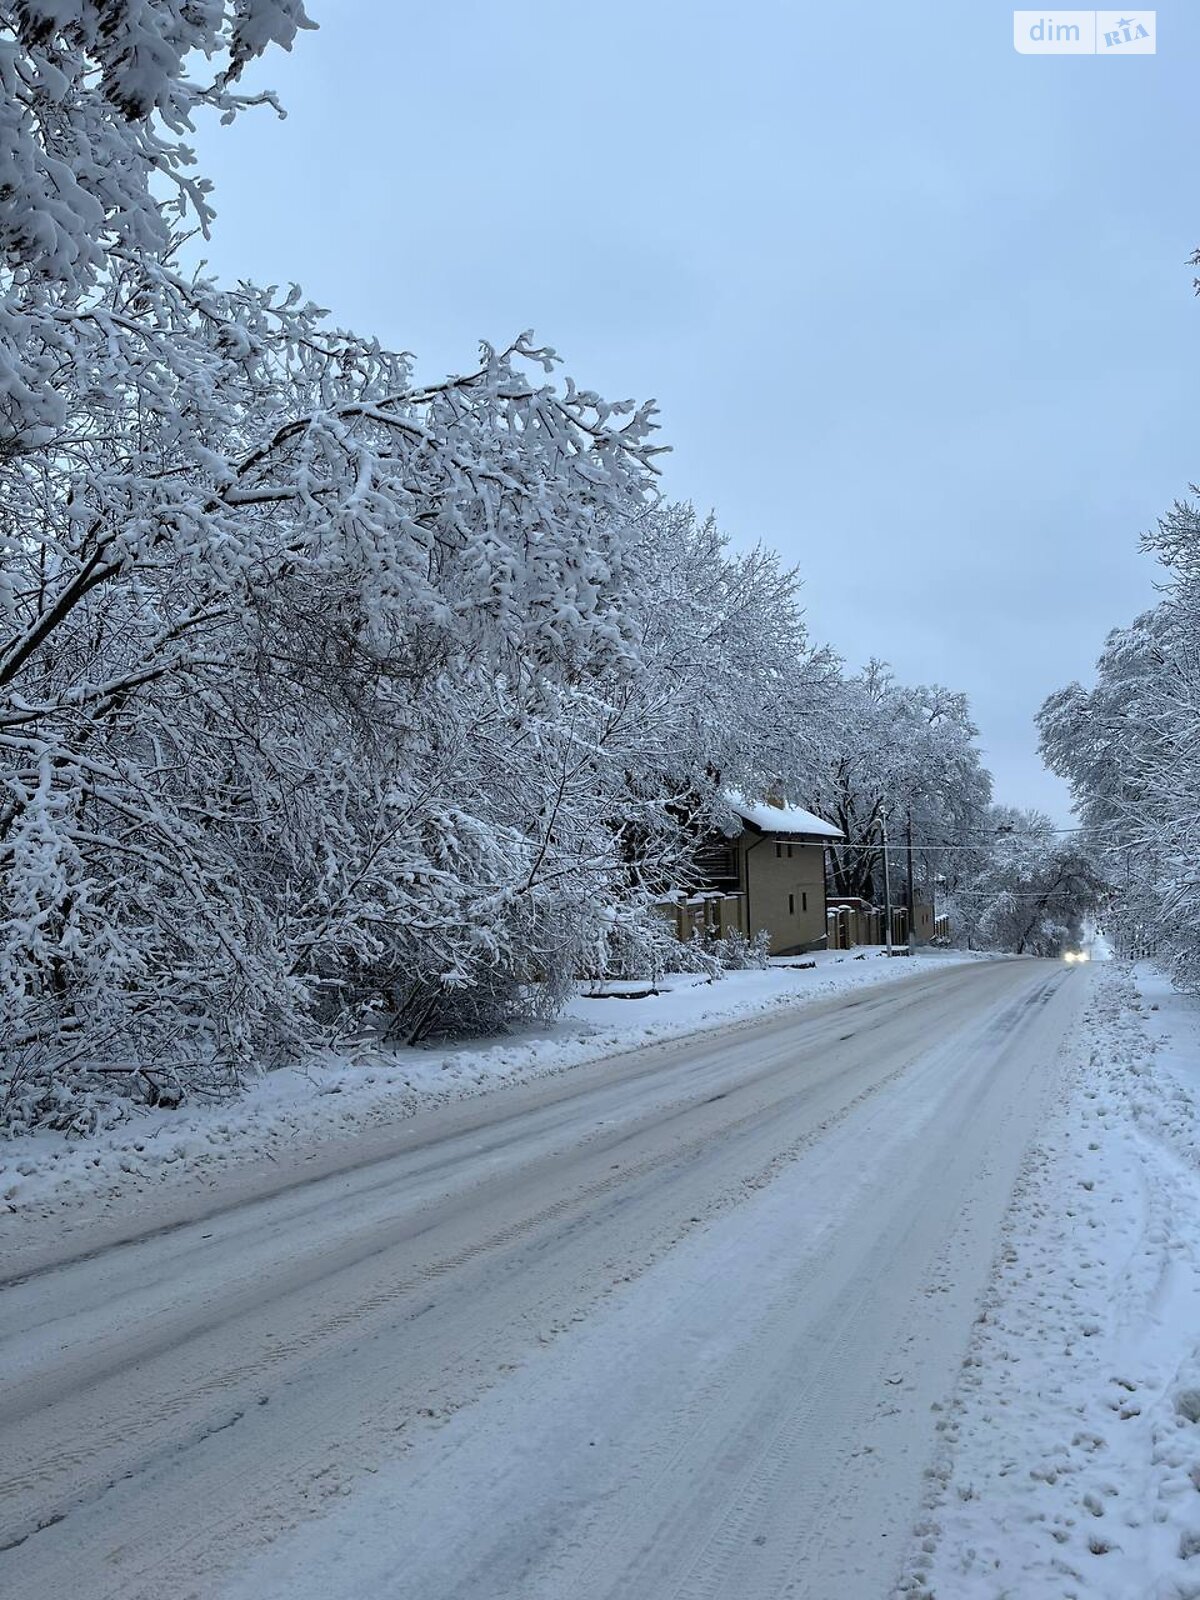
[
  {"xmin": 0, "ymin": 957, "xmax": 1083, "ymax": 1600},
  {"xmin": 901, "ymin": 960, "xmax": 1200, "ymax": 1600},
  {"xmin": 2, "ymin": 947, "xmax": 989, "ymax": 1222}
]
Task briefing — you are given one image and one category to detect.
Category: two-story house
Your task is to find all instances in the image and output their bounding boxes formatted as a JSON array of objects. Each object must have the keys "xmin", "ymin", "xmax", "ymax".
[{"xmin": 679, "ymin": 792, "xmax": 843, "ymax": 956}]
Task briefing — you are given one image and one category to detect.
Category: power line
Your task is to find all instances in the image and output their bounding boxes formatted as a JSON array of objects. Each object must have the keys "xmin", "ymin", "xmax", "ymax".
[
  {"xmin": 946, "ymin": 891, "xmax": 1092, "ymax": 898},
  {"xmin": 830, "ymin": 829, "xmax": 1087, "ymax": 848},
  {"xmin": 831, "ymin": 839, "xmax": 1089, "ymax": 852}
]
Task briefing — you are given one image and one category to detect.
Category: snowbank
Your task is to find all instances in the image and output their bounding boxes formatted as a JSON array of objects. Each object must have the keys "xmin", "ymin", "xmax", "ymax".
[
  {"xmin": 902, "ymin": 960, "xmax": 1200, "ymax": 1599},
  {"xmin": 1, "ymin": 949, "xmax": 988, "ymax": 1221}
]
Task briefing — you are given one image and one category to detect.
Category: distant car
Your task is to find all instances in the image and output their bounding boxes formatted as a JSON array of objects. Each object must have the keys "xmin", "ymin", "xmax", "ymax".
[{"xmin": 1063, "ymin": 950, "xmax": 1090, "ymax": 964}]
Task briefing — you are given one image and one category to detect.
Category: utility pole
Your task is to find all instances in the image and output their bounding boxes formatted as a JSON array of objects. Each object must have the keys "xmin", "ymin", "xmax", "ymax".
[
  {"xmin": 880, "ymin": 806, "xmax": 894, "ymax": 956},
  {"xmin": 906, "ymin": 807, "xmax": 916, "ymax": 955}
]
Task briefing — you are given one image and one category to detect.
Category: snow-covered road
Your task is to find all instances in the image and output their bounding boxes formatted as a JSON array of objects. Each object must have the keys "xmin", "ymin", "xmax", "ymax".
[{"xmin": 0, "ymin": 957, "xmax": 1085, "ymax": 1600}]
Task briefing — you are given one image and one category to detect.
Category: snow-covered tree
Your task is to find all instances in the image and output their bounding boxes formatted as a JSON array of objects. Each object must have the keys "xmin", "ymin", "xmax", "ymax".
[
  {"xmin": 940, "ymin": 806, "xmax": 1104, "ymax": 957},
  {"xmin": 0, "ymin": 0, "xmax": 315, "ymax": 452},
  {"xmin": 0, "ymin": 0, "xmax": 849, "ymax": 1126},
  {"xmin": 0, "ymin": 1, "xmax": 1027, "ymax": 1135},
  {"xmin": 1040, "ymin": 498, "xmax": 1200, "ymax": 986},
  {"xmin": 807, "ymin": 662, "xmax": 992, "ymax": 905},
  {"xmin": 2, "ymin": 4, "xmax": 711, "ymax": 1122},
  {"xmin": 620, "ymin": 505, "xmax": 840, "ymax": 832},
  {"xmin": 1, "ymin": 258, "xmax": 681, "ymax": 1116}
]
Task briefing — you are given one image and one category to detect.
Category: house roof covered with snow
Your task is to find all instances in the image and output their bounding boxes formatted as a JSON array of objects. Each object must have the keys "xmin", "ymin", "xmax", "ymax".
[{"xmin": 724, "ymin": 792, "xmax": 843, "ymax": 841}]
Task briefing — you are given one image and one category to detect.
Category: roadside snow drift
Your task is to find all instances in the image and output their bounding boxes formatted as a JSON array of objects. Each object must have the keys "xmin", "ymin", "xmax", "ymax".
[
  {"xmin": 2, "ymin": 950, "xmax": 985, "ymax": 1221},
  {"xmin": 902, "ymin": 960, "xmax": 1200, "ymax": 1600}
]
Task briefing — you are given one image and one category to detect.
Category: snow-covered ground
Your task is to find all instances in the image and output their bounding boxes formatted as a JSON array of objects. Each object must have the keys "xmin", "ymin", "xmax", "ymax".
[
  {"xmin": 902, "ymin": 959, "xmax": 1200, "ymax": 1599},
  {"xmin": 0, "ymin": 954, "xmax": 1072, "ymax": 1600},
  {"xmin": 1, "ymin": 947, "xmax": 986, "ymax": 1219}
]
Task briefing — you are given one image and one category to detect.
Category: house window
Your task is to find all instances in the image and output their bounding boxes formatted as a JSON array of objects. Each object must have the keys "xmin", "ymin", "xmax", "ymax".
[
  {"xmin": 789, "ymin": 893, "xmax": 795, "ymax": 915},
  {"xmin": 775, "ymin": 843, "xmax": 782, "ymax": 858},
  {"xmin": 787, "ymin": 844, "xmax": 793, "ymax": 858},
  {"xmin": 802, "ymin": 892, "xmax": 808, "ymax": 912}
]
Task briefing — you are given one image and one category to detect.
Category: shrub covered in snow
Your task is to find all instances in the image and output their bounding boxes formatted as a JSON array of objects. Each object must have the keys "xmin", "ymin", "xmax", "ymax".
[{"xmin": 708, "ymin": 929, "xmax": 774, "ymax": 970}]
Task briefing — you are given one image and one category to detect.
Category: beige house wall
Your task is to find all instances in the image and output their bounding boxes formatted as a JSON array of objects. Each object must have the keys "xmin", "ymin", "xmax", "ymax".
[{"xmin": 740, "ymin": 836, "xmax": 827, "ymax": 955}]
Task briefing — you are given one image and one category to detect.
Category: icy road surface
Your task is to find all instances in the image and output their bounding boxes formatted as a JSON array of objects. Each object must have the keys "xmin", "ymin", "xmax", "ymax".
[{"xmin": 0, "ymin": 957, "xmax": 1085, "ymax": 1600}]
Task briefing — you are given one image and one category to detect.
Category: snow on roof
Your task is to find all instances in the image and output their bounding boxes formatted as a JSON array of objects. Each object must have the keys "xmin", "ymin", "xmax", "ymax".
[{"xmin": 725, "ymin": 792, "xmax": 843, "ymax": 840}]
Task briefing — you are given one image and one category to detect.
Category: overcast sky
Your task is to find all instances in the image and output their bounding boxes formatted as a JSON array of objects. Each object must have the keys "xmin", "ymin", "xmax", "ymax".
[{"xmin": 190, "ymin": 2, "xmax": 1198, "ymax": 823}]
